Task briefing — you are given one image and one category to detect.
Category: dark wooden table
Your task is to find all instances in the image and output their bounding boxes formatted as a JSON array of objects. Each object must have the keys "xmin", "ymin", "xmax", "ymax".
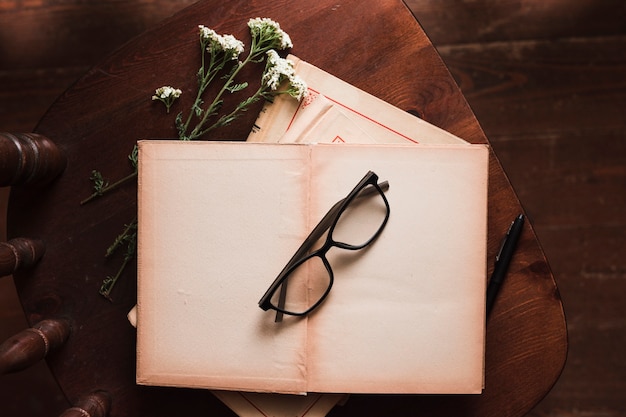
[{"xmin": 6, "ymin": 0, "xmax": 567, "ymax": 415}]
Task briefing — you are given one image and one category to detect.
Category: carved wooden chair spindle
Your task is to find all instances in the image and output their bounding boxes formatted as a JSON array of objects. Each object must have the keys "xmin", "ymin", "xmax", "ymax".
[{"xmin": 0, "ymin": 132, "xmax": 111, "ymax": 417}]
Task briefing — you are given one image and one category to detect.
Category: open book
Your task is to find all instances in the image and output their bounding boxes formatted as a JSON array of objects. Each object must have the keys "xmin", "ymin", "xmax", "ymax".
[{"xmin": 136, "ymin": 140, "xmax": 488, "ymax": 395}]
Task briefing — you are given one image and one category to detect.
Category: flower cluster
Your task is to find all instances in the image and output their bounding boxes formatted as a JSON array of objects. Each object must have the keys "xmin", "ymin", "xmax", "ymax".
[
  {"xmin": 160, "ymin": 17, "xmax": 307, "ymax": 140},
  {"xmin": 262, "ymin": 50, "xmax": 308, "ymax": 101},
  {"xmin": 199, "ymin": 25, "xmax": 245, "ymax": 60},
  {"xmin": 151, "ymin": 86, "xmax": 182, "ymax": 113},
  {"xmin": 248, "ymin": 17, "xmax": 292, "ymax": 50}
]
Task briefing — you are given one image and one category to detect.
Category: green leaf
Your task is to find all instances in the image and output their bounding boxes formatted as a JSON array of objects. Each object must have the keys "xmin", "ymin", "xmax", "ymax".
[
  {"xmin": 105, "ymin": 219, "xmax": 137, "ymax": 258},
  {"xmin": 89, "ymin": 170, "xmax": 108, "ymax": 195},
  {"xmin": 189, "ymin": 98, "xmax": 204, "ymax": 118},
  {"xmin": 99, "ymin": 277, "xmax": 115, "ymax": 297},
  {"xmin": 226, "ymin": 82, "xmax": 249, "ymax": 93},
  {"xmin": 128, "ymin": 145, "xmax": 139, "ymax": 170},
  {"xmin": 175, "ymin": 112, "xmax": 186, "ymax": 138},
  {"xmin": 222, "ymin": 64, "xmax": 239, "ymax": 80},
  {"xmin": 238, "ymin": 95, "xmax": 260, "ymax": 110}
]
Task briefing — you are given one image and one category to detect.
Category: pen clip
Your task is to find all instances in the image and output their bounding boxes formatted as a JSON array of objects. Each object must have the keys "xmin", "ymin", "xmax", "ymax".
[{"xmin": 495, "ymin": 219, "xmax": 515, "ymax": 263}]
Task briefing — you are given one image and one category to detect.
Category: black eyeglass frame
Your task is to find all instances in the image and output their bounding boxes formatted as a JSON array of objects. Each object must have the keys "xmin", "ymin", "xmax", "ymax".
[{"xmin": 258, "ymin": 170, "xmax": 390, "ymax": 319}]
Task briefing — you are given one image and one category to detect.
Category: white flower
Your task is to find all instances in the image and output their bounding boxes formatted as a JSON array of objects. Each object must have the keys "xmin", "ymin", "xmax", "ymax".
[
  {"xmin": 287, "ymin": 75, "xmax": 308, "ymax": 101},
  {"xmin": 152, "ymin": 86, "xmax": 182, "ymax": 113},
  {"xmin": 152, "ymin": 86, "xmax": 182, "ymax": 100},
  {"xmin": 262, "ymin": 50, "xmax": 308, "ymax": 101},
  {"xmin": 219, "ymin": 34, "xmax": 245, "ymax": 59},
  {"xmin": 198, "ymin": 25, "xmax": 216, "ymax": 42},
  {"xmin": 199, "ymin": 25, "xmax": 244, "ymax": 60},
  {"xmin": 248, "ymin": 17, "xmax": 293, "ymax": 50},
  {"xmin": 262, "ymin": 50, "xmax": 295, "ymax": 90},
  {"xmin": 278, "ymin": 31, "xmax": 292, "ymax": 50}
]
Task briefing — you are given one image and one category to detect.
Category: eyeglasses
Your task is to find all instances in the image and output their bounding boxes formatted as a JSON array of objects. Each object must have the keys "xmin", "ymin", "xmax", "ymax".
[{"xmin": 258, "ymin": 171, "xmax": 390, "ymax": 322}]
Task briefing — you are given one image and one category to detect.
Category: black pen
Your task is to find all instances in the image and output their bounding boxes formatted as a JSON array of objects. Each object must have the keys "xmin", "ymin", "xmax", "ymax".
[{"xmin": 486, "ymin": 214, "xmax": 525, "ymax": 316}]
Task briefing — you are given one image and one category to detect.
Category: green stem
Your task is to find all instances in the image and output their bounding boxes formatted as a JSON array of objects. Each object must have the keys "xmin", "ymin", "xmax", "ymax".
[
  {"xmin": 186, "ymin": 36, "xmax": 271, "ymax": 140},
  {"xmin": 99, "ymin": 254, "xmax": 133, "ymax": 301},
  {"xmin": 100, "ymin": 217, "xmax": 137, "ymax": 300},
  {"xmin": 80, "ymin": 171, "xmax": 138, "ymax": 205},
  {"xmin": 181, "ymin": 44, "xmax": 219, "ymax": 138},
  {"xmin": 106, "ymin": 217, "xmax": 138, "ymax": 257},
  {"xmin": 188, "ymin": 59, "xmax": 248, "ymax": 139},
  {"xmin": 194, "ymin": 84, "xmax": 266, "ymax": 138}
]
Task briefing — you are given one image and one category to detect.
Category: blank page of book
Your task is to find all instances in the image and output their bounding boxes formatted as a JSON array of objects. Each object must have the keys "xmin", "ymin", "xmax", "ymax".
[
  {"xmin": 306, "ymin": 144, "xmax": 487, "ymax": 394},
  {"xmin": 136, "ymin": 141, "xmax": 488, "ymax": 395},
  {"xmin": 137, "ymin": 142, "xmax": 311, "ymax": 394}
]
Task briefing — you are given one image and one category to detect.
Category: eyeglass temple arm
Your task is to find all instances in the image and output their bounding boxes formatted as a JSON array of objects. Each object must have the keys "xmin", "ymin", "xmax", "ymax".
[{"xmin": 273, "ymin": 180, "xmax": 388, "ymax": 322}]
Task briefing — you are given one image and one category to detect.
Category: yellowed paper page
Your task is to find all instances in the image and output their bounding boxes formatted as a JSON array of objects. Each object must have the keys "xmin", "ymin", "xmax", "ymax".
[
  {"xmin": 137, "ymin": 142, "xmax": 311, "ymax": 394},
  {"xmin": 306, "ymin": 144, "xmax": 487, "ymax": 393},
  {"xmin": 279, "ymin": 95, "xmax": 377, "ymax": 144}
]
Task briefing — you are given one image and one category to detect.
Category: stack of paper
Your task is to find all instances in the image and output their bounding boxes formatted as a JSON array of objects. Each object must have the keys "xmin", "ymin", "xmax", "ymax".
[{"xmin": 248, "ymin": 55, "xmax": 467, "ymax": 146}]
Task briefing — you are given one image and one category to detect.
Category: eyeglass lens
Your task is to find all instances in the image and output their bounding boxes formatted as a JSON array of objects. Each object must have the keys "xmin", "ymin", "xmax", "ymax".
[
  {"xmin": 269, "ymin": 255, "xmax": 330, "ymax": 315},
  {"xmin": 330, "ymin": 183, "xmax": 389, "ymax": 248}
]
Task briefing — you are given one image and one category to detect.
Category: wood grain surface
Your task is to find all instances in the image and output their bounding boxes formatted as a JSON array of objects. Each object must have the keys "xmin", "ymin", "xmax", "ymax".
[{"xmin": 1, "ymin": 0, "xmax": 622, "ymax": 416}]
